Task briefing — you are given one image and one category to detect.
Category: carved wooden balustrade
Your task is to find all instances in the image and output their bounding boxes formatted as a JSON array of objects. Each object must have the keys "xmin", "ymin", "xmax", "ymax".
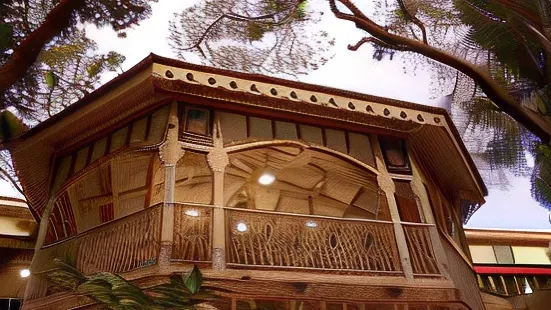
[
  {"xmin": 402, "ymin": 223, "xmax": 440, "ymax": 276},
  {"xmin": 27, "ymin": 205, "xmax": 162, "ymax": 299},
  {"xmin": 226, "ymin": 208, "xmax": 402, "ymax": 273},
  {"xmin": 171, "ymin": 204, "xmax": 213, "ymax": 262},
  {"xmin": 76, "ymin": 205, "xmax": 162, "ymax": 274}
]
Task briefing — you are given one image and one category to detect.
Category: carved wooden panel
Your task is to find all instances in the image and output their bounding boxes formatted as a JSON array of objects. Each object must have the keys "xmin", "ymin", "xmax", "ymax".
[
  {"xmin": 174, "ymin": 152, "xmax": 213, "ymax": 204},
  {"xmin": 402, "ymin": 224, "xmax": 439, "ymax": 275},
  {"xmin": 76, "ymin": 205, "xmax": 161, "ymax": 274},
  {"xmin": 226, "ymin": 209, "xmax": 401, "ymax": 273},
  {"xmin": 172, "ymin": 204, "xmax": 212, "ymax": 261}
]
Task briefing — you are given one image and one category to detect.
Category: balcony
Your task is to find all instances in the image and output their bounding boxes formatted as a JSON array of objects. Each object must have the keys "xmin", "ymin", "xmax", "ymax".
[
  {"xmin": 171, "ymin": 203, "xmax": 440, "ymax": 276},
  {"xmin": 28, "ymin": 202, "xmax": 442, "ymax": 301}
]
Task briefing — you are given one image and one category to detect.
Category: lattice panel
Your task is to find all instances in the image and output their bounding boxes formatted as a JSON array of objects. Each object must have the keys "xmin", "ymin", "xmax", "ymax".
[
  {"xmin": 403, "ymin": 224, "xmax": 440, "ymax": 275},
  {"xmin": 172, "ymin": 204, "xmax": 213, "ymax": 261},
  {"xmin": 76, "ymin": 205, "xmax": 161, "ymax": 274},
  {"xmin": 226, "ymin": 209, "xmax": 401, "ymax": 272}
]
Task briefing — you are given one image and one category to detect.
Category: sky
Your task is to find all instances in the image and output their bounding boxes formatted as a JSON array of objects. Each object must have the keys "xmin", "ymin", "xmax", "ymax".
[{"xmin": 1, "ymin": 0, "xmax": 549, "ymax": 230}]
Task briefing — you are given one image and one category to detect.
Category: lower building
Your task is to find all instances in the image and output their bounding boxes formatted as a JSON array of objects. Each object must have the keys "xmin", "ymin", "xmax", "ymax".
[{"xmin": 466, "ymin": 228, "xmax": 551, "ymax": 310}]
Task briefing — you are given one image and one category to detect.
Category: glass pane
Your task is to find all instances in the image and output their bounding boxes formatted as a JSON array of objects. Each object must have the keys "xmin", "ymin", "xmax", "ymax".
[{"xmin": 186, "ymin": 108, "xmax": 209, "ymax": 135}]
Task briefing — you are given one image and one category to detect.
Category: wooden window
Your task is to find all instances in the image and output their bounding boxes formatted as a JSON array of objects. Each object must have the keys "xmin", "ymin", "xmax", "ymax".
[
  {"xmin": 99, "ymin": 203, "xmax": 114, "ymax": 223},
  {"xmin": 184, "ymin": 107, "xmax": 210, "ymax": 135},
  {"xmin": 379, "ymin": 136, "xmax": 411, "ymax": 174},
  {"xmin": 393, "ymin": 180, "xmax": 422, "ymax": 222}
]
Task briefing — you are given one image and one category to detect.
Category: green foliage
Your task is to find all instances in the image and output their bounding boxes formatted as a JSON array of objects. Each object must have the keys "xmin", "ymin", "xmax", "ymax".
[
  {"xmin": 43, "ymin": 71, "xmax": 58, "ymax": 89},
  {"xmin": 184, "ymin": 265, "xmax": 203, "ymax": 294},
  {"xmin": 46, "ymin": 259, "xmax": 215, "ymax": 310},
  {"xmin": 247, "ymin": 23, "xmax": 266, "ymax": 41},
  {"xmin": 0, "ymin": 23, "xmax": 13, "ymax": 52},
  {"xmin": 295, "ymin": 1, "xmax": 307, "ymax": 19},
  {"xmin": 170, "ymin": 0, "xmax": 332, "ymax": 77},
  {"xmin": 533, "ymin": 144, "xmax": 551, "ymax": 210},
  {"xmin": 1, "ymin": 0, "xmax": 155, "ymax": 120},
  {"xmin": 0, "ymin": 110, "xmax": 26, "ymax": 142}
]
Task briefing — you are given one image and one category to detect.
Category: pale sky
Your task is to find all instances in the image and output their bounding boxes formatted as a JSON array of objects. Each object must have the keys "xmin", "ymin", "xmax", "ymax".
[{"xmin": 1, "ymin": 0, "xmax": 549, "ymax": 230}]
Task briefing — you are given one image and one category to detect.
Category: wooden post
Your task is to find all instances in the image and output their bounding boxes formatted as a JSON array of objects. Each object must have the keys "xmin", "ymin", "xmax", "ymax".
[
  {"xmin": 371, "ymin": 136, "xmax": 414, "ymax": 280},
  {"xmin": 207, "ymin": 113, "xmax": 229, "ymax": 270},
  {"xmin": 410, "ymin": 157, "xmax": 451, "ymax": 279},
  {"xmin": 158, "ymin": 101, "xmax": 183, "ymax": 264}
]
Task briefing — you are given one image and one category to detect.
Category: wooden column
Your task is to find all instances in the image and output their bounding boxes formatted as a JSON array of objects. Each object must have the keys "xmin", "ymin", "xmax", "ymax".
[
  {"xmin": 207, "ymin": 114, "xmax": 229, "ymax": 270},
  {"xmin": 24, "ymin": 197, "xmax": 55, "ymax": 300},
  {"xmin": 371, "ymin": 136, "xmax": 414, "ymax": 280},
  {"xmin": 410, "ymin": 159, "xmax": 450, "ymax": 278},
  {"xmin": 158, "ymin": 101, "xmax": 183, "ymax": 264}
]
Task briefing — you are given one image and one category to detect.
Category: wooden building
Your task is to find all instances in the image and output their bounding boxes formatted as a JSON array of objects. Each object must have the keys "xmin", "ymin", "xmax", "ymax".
[
  {"xmin": 7, "ymin": 54, "xmax": 488, "ymax": 309},
  {"xmin": 465, "ymin": 228, "xmax": 551, "ymax": 310},
  {"xmin": 0, "ymin": 196, "xmax": 36, "ymax": 308}
]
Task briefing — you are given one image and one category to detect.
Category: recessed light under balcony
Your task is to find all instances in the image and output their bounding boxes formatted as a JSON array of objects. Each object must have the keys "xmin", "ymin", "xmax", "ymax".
[{"xmin": 258, "ymin": 173, "xmax": 275, "ymax": 185}]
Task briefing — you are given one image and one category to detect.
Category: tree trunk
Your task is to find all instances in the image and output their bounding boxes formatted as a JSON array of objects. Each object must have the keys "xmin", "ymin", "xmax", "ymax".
[{"xmin": 0, "ymin": 0, "xmax": 86, "ymax": 100}]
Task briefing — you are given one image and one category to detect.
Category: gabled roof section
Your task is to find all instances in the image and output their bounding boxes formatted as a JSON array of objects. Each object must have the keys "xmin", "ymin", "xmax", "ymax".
[{"xmin": 7, "ymin": 54, "xmax": 487, "ymax": 218}]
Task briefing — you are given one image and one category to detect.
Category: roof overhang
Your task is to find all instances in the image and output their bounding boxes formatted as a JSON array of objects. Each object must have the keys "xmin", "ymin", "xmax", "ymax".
[{"xmin": 7, "ymin": 54, "xmax": 487, "ymax": 218}]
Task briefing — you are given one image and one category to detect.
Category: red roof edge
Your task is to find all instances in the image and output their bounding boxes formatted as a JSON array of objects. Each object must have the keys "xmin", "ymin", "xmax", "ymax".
[{"xmin": 474, "ymin": 266, "xmax": 551, "ymax": 275}]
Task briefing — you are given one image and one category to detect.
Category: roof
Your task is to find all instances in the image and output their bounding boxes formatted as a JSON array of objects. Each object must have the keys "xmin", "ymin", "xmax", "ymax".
[
  {"xmin": 465, "ymin": 228, "xmax": 551, "ymax": 247},
  {"xmin": 6, "ymin": 54, "xmax": 487, "ymax": 218}
]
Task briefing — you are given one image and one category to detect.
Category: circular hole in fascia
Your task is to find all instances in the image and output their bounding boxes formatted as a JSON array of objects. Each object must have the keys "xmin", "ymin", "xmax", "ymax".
[
  {"xmin": 186, "ymin": 73, "xmax": 194, "ymax": 81},
  {"xmin": 165, "ymin": 70, "xmax": 174, "ymax": 78},
  {"xmin": 208, "ymin": 77, "xmax": 216, "ymax": 85},
  {"xmin": 229, "ymin": 81, "xmax": 238, "ymax": 89}
]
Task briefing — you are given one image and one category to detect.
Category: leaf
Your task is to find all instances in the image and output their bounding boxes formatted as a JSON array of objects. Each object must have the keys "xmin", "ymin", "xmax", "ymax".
[
  {"xmin": 87, "ymin": 60, "xmax": 104, "ymax": 78},
  {"xmin": 532, "ymin": 144, "xmax": 551, "ymax": 211},
  {"xmin": 44, "ymin": 71, "xmax": 58, "ymax": 89},
  {"xmin": 0, "ymin": 23, "xmax": 13, "ymax": 51},
  {"xmin": 0, "ymin": 110, "xmax": 27, "ymax": 142},
  {"xmin": 184, "ymin": 265, "xmax": 203, "ymax": 294}
]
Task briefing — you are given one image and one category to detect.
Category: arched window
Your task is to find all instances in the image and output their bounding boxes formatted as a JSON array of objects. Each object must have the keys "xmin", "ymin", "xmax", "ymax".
[{"xmin": 224, "ymin": 145, "xmax": 390, "ymax": 221}]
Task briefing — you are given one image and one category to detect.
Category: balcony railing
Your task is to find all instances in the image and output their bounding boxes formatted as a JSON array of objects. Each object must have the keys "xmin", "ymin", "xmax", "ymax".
[
  {"xmin": 38, "ymin": 204, "xmax": 162, "ymax": 275},
  {"xmin": 225, "ymin": 208, "xmax": 402, "ymax": 273},
  {"xmin": 402, "ymin": 223, "xmax": 439, "ymax": 276},
  {"xmin": 172, "ymin": 204, "xmax": 212, "ymax": 262},
  {"xmin": 27, "ymin": 205, "xmax": 162, "ymax": 300}
]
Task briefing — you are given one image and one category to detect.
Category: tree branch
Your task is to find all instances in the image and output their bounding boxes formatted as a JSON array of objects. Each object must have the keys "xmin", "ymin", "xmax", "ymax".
[
  {"xmin": 184, "ymin": 1, "xmax": 302, "ymax": 52},
  {"xmin": 348, "ymin": 37, "xmax": 410, "ymax": 52},
  {"xmin": 329, "ymin": 0, "xmax": 551, "ymax": 142},
  {"xmin": 0, "ymin": 0, "xmax": 87, "ymax": 103},
  {"xmin": 396, "ymin": 0, "xmax": 428, "ymax": 44},
  {"xmin": 0, "ymin": 165, "xmax": 26, "ymax": 199}
]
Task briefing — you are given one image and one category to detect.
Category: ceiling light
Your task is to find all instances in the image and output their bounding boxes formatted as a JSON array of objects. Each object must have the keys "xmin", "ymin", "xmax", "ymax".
[
  {"xmin": 20, "ymin": 269, "xmax": 30, "ymax": 278},
  {"xmin": 258, "ymin": 173, "xmax": 275, "ymax": 185},
  {"xmin": 185, "ymin": 209, "xmax": 200, "ymax": 217},
  {"xmin": 236, "ymin": 222, "xmax": 248, "ymax": 232}
]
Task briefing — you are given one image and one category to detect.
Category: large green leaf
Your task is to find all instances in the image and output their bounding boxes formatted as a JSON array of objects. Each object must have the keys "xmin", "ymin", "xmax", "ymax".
[
  {"xmin": 184, "ymin": 265, "xmax": 203, "ymax": 294},
  {"xmin": 0, "ymin": 110, "xmax": 27, "ymax": 142}
]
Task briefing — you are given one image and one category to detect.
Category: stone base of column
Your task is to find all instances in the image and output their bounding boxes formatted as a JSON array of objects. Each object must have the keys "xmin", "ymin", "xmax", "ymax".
[
  {"xmin": 158, "ymin": 242, "xmax": 173, "ymax": 265},
  {"xmin": 212, "ymin": 247, "xmax": 226, "ymax": 270}
]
